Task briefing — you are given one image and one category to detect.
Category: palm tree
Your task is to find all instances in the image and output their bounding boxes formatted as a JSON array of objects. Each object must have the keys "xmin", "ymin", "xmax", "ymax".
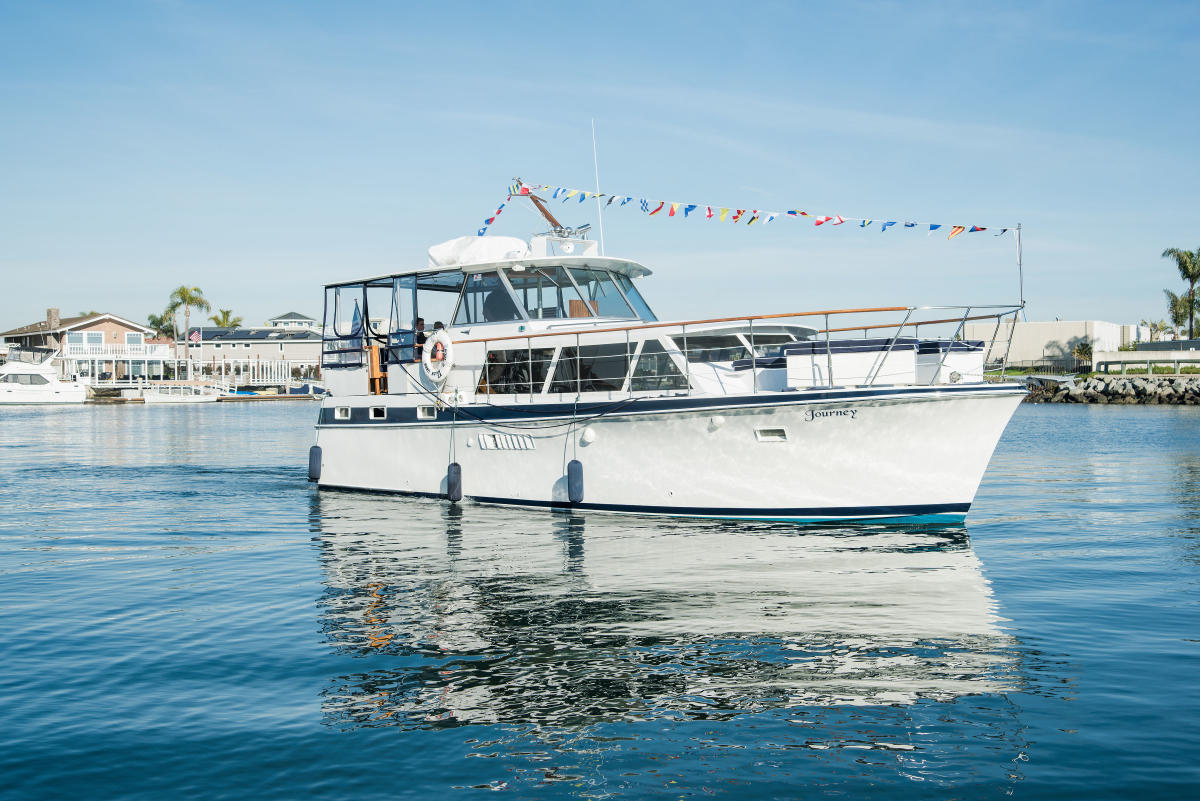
[
  {"xmin": 208, "ymin": 309, "xmax": 243, "ymax": 328},
  {"xmin": 1140, "ymin": 318, "xmax": 1170, "ymax": 342},
  {"xmin": 1072, "ymin": 341, "xmax": 1093, "ymax": 364},
  {"xmin": 167, "ymin": 286, "xmax": 211, "ymax": 347},
  {"xmin": 1164, "ymin": 289, "xmax": 1195, "ymax": 338},
  {"xmin": 147, "ymin": 311, "xmax": 176, "ymax": 339},
  {"xmin": 1163, "ymin": 247, "xmax": 1200, "ymax": 340}
]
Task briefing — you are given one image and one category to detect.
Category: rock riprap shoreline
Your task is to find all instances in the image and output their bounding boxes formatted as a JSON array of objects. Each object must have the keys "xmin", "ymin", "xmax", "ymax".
[{"xmin": 1024, "ymin": 375, "xmax": 1200, "ymax": 404}]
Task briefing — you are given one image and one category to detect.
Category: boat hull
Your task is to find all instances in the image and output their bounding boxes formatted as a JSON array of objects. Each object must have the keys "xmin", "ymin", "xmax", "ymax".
[
  {"xmin": 0, "ymin": 386, "xmax": 87, "ymax": 404},
  {"xmin": 314, "ymin": 385, "xmax": 1024, "ymax": 522}
]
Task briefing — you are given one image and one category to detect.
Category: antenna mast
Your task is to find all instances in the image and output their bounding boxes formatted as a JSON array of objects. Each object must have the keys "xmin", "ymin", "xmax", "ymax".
[{"xmin": 592, "ymin": 119, "xmax": 605, "ymax": 255}]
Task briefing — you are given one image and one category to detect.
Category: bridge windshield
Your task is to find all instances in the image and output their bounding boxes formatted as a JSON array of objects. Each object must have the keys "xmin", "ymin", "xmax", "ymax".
[
  {"xmin": 503, "ymin": 266, "xmax": 592, "ymax": 319},
  {"xmin": 501, "ymin": 265, "xmax": 656, "ymax": 321}
]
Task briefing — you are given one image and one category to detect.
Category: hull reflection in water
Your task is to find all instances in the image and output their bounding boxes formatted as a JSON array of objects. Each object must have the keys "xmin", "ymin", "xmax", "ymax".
[{"xmin": 314, "ymin": 493, "xmax": 1018, "ymax": 730}]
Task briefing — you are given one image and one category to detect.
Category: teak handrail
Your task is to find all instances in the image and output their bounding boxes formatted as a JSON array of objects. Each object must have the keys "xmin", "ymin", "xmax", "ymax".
[{"xmin": 452, "ymin": 306, "xmax": 912, "ymax": 346}]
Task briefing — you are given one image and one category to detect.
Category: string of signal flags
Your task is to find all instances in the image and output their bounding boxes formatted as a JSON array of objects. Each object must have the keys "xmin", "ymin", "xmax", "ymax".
[{"xmin": 477, "ymin": 179, "xmax": 1015, "ymax": 241}]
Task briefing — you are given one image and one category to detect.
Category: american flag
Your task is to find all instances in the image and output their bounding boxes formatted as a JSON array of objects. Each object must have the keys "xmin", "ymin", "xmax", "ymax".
[{"xmin": 189, "ymin": 329, "xmax": 201, "ymax": 343}]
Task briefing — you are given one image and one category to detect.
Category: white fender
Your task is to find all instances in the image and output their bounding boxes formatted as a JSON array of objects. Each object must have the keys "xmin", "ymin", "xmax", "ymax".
[{"xmin": 422, "ymin": 329, "xmax": 455, "ymax": 384}]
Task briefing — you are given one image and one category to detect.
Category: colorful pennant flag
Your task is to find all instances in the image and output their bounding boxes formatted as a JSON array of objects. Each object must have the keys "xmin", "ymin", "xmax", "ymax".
[
  {"xmin": 507, "ymin": 179, "xmax": 1014, "ymax": 243},
  {"xmin": 477, "ymin": 200, "xmax": 507, "ymax": 236}
]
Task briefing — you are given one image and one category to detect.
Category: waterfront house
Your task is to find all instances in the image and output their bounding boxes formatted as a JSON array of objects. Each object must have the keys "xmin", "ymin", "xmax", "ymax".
[
  {"xmin": 0, "ymin": 308, "xmax": 174, "ymax": 380},
  {"xmin": 180, "ymin": 325, "xmax": 321, "ymax": 371}
]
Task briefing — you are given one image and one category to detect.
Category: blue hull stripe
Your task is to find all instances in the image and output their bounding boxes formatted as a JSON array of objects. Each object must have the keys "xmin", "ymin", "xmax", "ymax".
[
  {"xmin": 318, "ymin": 383, "xmax": 1025, "ymax": 427},
  {"xmin": 319, "ymin": 484, "xmax": 969, "ymax": 521}
]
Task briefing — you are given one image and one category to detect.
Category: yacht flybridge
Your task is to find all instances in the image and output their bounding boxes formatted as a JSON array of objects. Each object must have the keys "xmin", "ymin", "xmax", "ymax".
[{"xmin": 309, "ymin": 201, "xmax": 1025, "ymax": 522}]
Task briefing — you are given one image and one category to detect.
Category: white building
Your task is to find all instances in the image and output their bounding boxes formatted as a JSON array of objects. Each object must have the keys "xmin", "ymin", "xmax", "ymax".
[
  {"xmin": 961, "ymin": 320, "xmax": 1149, "ymax": 364},
  {"xmin": 266, "ymin": 311, "xmax": 319, "ymax": 332},
  {"xmin": 181, "ymin": 326, "xmax": 321, "ymax": 366}
]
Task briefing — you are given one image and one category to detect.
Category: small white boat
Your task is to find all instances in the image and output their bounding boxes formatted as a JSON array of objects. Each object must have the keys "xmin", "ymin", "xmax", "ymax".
[
  {"xmin": 0, "ymin": 351, "xmax": 87, "ymax": 404},
  {"xmin": 307, "ymin": 193, "xmax": 1026, "ymax": 523},
  {"xmin": 142, "ymin": 384, "xmax": 223, "ymax": 404}
]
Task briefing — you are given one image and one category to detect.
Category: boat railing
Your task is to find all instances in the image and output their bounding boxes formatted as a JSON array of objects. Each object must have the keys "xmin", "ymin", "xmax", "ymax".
[
  {"xmin": 334, "ymin": 303, "xmax": 1023, "ymax": 400},
  {"xmin": 453, "ymin": 303, "xmax": 1023, "ymax": 397}
]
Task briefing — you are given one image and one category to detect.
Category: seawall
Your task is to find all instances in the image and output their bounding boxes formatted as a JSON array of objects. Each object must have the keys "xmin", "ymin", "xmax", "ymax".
[{"xmin": 1025, "ymin": 375, "xmax": 1200, "ymax": 404}]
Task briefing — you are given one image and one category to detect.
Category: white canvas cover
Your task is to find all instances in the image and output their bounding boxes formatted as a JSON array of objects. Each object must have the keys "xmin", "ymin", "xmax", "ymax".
[{"xmin": 427, "ymin": 236, "xmax": 530, "ymax": 268}]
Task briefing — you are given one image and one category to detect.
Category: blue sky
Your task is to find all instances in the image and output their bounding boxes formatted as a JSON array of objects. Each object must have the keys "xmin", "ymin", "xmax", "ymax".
[{"xmin": 2, "ymin": 0, "xmax": 1197, "ymax": 330}]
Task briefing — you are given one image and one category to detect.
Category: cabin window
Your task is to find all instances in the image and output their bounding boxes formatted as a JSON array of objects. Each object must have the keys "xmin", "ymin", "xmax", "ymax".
[
  {"xmin": 504, "ymin": 266, "xmax": 592, "ymax": 319},
  {"xmin": 453, "ymin": 272, "xmax": 522, "ymax": 326},
  {"xmin": 369, "ymin": 407, "xmax": 386, "ymax": 420},
  {"xmin": 481, "ymin": 348, "xmax": 555, "ymax": 394},
  {"xmin": 549, "ymin": 344, "xmax": 632, "ymax": 393},
  {"xmin": 671, "ymin": 334, "xmax": 749, "ymax": 363},
  {"xmin": 566, "ymin": 268, "xmax": 636, "ymax": 319},
  {"xmin": 334, "ymin": 407, "xmax": 350, "ymax": 420},
  {"xmin": 613, "ymin": 274, "xmax": 657, "ymax": 321},
  {"xmin": 5, "ymin": 374, "xmax": 50, "ymax": 385},
  {"xmin": 743, "ymin": 332, "xmax": 797, "ymax": 356},
  {"xmin": 213, "ymin": 343, "xmax": 222, "ymax": 349},
  {"xmin": 630, "ymin": 340, "xmax": 688, "ymax": 391}
]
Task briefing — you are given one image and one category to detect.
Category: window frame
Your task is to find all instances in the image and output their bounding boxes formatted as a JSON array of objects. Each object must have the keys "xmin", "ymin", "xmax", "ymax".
[
  {"xmin": 451, "ymin": 270, "xmax": 528, "ymax": 327},
  {"xmin": 565, "ymin": 267, "xmax": 637, "ymax": 320},
  {"xmin": 503, "ymin": 265, "xmax": 595, "ymax": 320}
]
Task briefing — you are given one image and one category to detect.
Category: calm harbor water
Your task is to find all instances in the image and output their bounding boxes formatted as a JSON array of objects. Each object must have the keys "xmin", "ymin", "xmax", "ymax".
[{"xmin": 1, "ymin": 402, "xmax": 1198, "ymax": 799}]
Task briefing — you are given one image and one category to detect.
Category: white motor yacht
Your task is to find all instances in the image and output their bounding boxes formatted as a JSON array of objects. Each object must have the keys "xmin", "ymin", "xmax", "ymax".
[
  {"xmin": 308, "ymin": 203, "xmax": 1025, "ymax": 523},
  {"xmin": 0, "ymin": 350, "xmax": 88, "ymax": 404}
]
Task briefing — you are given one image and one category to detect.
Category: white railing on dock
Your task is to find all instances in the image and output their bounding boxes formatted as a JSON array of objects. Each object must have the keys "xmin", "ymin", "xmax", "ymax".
[{"xmin": 77, "ymin": 359, "xmax": 319, "ymax": 388}]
